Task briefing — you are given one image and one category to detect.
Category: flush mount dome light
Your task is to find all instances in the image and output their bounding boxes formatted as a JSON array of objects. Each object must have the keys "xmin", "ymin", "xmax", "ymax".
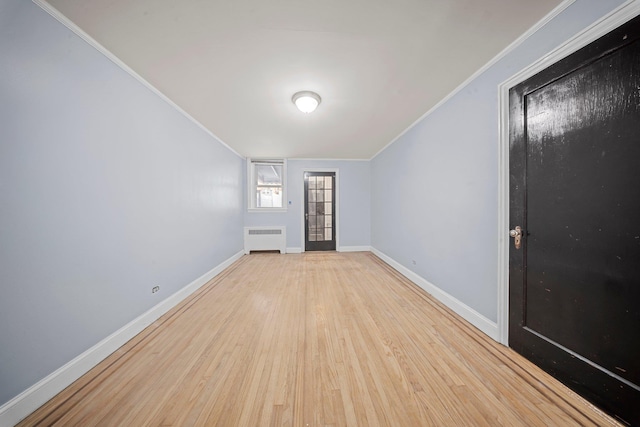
[{"xmin": 292, "ymin": 91, "xmax": 321, "ymax": 113}]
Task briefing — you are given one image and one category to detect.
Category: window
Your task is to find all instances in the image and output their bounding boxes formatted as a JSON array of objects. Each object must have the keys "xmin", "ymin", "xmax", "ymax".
[{"xmin": 248, "ymin": 159, "xmax": 286, "ymax": 211}]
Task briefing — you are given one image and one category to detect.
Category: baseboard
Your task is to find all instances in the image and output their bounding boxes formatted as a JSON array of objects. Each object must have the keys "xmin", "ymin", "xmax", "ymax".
[
  {"xmin": 337, "ymin": 245, "xmax": 372, "ymax": 252},
  {"xmin": 0, "ymin": 250, "xmax": 244, "ymax": 427},
  {"xmin": 286, "ymin": 246, "xmax": 371, "ymax": 253},
  {"xmin": 371, "ymin": 247, "xmax": 499, "ymax": 341}
]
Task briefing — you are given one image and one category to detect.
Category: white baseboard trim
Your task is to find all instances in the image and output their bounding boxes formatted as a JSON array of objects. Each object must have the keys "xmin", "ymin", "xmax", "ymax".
[
  {"xmin": 371, "ymin": 247, "xmax": 499, "ymax": 341},
  {"xmin": 337, "ymin": 245, "xmax": 372, "ymax": 252},
  {"xmin": 286, "ymin": 246, "xmax": 371, "ymax": 253},
  {"xmin": 0, "ymin": 250, "xmax": 244, "ymax": 427}
]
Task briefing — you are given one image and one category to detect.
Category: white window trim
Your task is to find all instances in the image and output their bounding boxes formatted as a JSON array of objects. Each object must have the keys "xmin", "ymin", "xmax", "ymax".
[{"xmin": 247, "ymin": 158, "xmax": 287, "ymax": 213}]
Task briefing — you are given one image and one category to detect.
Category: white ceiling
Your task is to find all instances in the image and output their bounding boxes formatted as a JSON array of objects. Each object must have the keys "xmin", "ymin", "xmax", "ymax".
[{"xmin": 44, "ymin": 0, "xmax": 563, "ymax": 159}]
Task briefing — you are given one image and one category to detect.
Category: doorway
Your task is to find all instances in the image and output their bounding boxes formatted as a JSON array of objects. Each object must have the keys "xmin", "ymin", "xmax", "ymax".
[
  {"xmin": 304, "ymin": 172, "xmax": 336, "ymax": 251},
  {"xmin": 508, "ymin": 15, "xmax": 640, "ymax": 425}
]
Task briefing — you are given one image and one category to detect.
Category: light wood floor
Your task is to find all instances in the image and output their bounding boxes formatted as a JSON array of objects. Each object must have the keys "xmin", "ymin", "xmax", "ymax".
[{"xmin": 19, "ymin": 252, "xmax": 620, "ymax": 426}]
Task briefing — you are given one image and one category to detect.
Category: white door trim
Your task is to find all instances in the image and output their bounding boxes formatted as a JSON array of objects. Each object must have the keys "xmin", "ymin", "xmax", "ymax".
[
  {"xmin": 497, "ymin": 0, "xmax": 640, "ymax": 345},
  {"xmin": 300, "ymin": 168, "xmax": 340, "ymax": 252}
]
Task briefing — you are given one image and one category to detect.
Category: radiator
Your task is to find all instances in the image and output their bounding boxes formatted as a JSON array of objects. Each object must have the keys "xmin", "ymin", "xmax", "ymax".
[{"xmin": 244, "ymin": 226, "xmax": 286, "ymax": 254}]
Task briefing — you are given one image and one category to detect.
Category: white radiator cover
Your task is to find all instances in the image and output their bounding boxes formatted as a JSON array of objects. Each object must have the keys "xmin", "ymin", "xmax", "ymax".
[{"xmin": 244, "ymin": 226, "xmax": 286, "ymax": 254}]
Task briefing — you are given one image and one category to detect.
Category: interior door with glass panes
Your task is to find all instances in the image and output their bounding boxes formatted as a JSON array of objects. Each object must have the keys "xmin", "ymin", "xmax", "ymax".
[{"xmin": 304, "ymin": 172, "xmax": 336, "ymax": 251}]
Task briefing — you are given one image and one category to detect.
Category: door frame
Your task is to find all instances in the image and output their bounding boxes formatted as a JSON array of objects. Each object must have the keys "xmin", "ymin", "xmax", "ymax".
[
  {"xmin": 496, "ymin": 1, "xmax": 640, "ymax": 345},
  {"xmin": 300, "ymin": 168, "xmax": 339, "ymax": 252}
]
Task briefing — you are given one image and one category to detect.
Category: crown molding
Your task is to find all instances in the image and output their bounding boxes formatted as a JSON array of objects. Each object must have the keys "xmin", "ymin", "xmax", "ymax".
[
  {"xmin": 32, "ymin": 0, "xmax": 244, "ymax": 160},
  {"xmin": 372, "ymin": 0, "xmax": 577, "ymax": 160}
]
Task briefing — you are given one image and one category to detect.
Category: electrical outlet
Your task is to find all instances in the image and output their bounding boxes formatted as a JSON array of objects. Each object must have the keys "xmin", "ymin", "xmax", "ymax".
[{"xmin": 152, "ymin": 286, "xmax": 160, "ymax": 293}]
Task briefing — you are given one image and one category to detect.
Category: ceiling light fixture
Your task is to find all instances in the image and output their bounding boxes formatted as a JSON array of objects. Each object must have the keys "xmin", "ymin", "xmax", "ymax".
[{"xmin": 292, "ymin": 91, "xmax": 321, "ymax": 113}]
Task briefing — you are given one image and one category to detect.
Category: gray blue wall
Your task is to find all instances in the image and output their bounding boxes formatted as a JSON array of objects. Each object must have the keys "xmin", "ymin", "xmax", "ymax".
[
  {"xmin": 244, "ymin": 159, "xmax": 371, "ymax": 251},
  {"xmin": 371, "ymin": 0, "xmax": 627, "ymax": 323},
  {"xmin": 0, "ymin": 0, "xmax": 243, "ymax": 406}
]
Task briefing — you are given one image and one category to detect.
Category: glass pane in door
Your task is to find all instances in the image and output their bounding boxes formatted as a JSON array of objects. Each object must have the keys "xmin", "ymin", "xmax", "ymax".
[{"xmin": 304, "ymin": 172, "xmax": 336, "ymax": 251}]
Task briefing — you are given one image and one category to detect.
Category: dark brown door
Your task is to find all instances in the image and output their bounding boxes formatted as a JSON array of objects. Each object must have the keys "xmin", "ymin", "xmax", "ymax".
[
  {"xmin": 304, "ymin": 172, "xmax": 336, "ymax": 251},
  {"xmin": 509, "ymin": 16, "xmax": 640, "ymax": 425}
]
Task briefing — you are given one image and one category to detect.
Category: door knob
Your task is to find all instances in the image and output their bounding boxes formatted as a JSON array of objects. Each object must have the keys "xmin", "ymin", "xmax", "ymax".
[{"xmin": 509, "ymin": 226, "xmax": 522, "ymax": 249}]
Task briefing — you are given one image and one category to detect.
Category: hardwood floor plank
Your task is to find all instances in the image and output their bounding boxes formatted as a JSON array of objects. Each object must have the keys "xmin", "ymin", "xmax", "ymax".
[{"xmin": 17, "ymin": 252, "xmax": 621, "ymax": 426}]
